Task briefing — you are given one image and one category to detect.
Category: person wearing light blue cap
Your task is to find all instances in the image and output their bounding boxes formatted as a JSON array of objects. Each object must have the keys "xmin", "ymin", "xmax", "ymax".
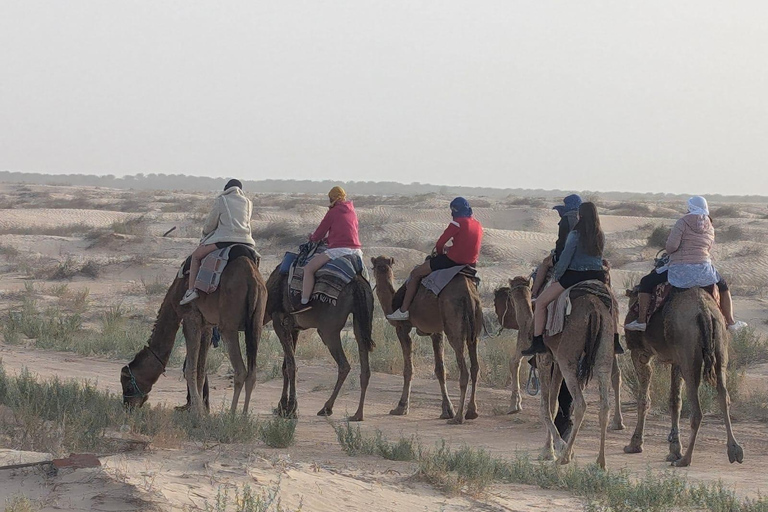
[{"xmin": 531, "ymin": 194, "xmax": 583, "ymax": 298}]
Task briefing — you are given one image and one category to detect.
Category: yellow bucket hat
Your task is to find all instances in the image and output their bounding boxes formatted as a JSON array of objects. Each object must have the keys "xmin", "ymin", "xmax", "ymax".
[{"xmin": 329, "ymin": 186, "xmax": 346, "ymax": 206}]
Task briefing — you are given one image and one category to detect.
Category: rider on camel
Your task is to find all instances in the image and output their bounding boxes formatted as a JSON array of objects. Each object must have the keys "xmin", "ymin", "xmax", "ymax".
[
  {"xmin": 387, "ymin": 197, "xmax": 483, "ymax": 321},
  {"xmin": 293, "ymin": 186, "xmax": 362, "ymax": 314},
  {"xmin": 625, "ymin": 196, "xmax": 747, "ymax": 332}
]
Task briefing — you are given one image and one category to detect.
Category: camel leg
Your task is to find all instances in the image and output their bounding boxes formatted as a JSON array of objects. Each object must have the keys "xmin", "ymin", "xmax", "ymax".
[
  {"xmin": 537, "ymin": 355, "xmax": 562, "ymax": 461},
  {"xmin": 220, "ymin": 327, "xmax": 246, "ymax": 414},
  {"xmin": 507, "ymin": 335, "xmax": 524, "ymax": 414},
  {"xmin": 390, "ymin": 325, "xmax": 414, "ymax": 416},
  {"xmin": 666, "ymin": 365, "xmax": 683, "ymax": 462},
  {"xmin": 348, "ymin": 322, "xmax": 371, "ymax": 422},
  {"xmin": 317, "ymin": 329, "xmax": 350, "ymax": 417},
  {"xmin": 624, "ymin": 349, "xmax": 652, "ymax": 454},
  {"xmin": 558, "ymin": 368, "xmax": 587, "ymax": 466},
  {"xmin": 610, "ymin": 355, "xmax": 625, "ymax": 430},
  {"xmin": 181, "ymin": 316, "xmax": 205, "ymax": 415},
  {"xmin": 431, "ymin": 333, "xmax": 455, "ymax": 419},
  {"xmin": 465, "ymin": 339, "xmax": 479, "ymax": 420},
  {"xmin": 274, "ymin": 318, "xmax": 298, "ymax": 418},
  {"xmin": 196, "ymin": 326, "xmax": 212, "ymax": 413},
  {"xmin": 596, "ymin": 363, "xmax": 611, "ymax": 470},
  {"xmin": 447, "ymin": 339, "xmax": 469, "ymax": 425},
  {"xmin": 673, "ymin": 367, "xmax": 702, "ymax": 467},
  {"xmin": 242, "ymin": 320, "xmax": 263, "ymax": 416},
  {"xmin": 716, "ymin": 363, "xmax": 744, "ymax": 464}
]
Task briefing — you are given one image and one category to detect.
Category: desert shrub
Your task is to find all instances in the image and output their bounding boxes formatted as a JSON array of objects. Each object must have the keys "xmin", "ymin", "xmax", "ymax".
[
  {"xmin": 480, "ymin": 335, "xmax": 515, "ymax": 388},
  {"xmin": 252, "ymin": 220, "xmax": 310, "ymax": 249},
  {"xmin": 3, "ymin": 495, "xmax": 37, "ymax": 512},
  {"xmin": 0, "ymin": 244, "xmax": 20, "ymax": 259},
  {"xmin": 336, "ymin": 428, "xmax": 767, "ymax": 511},
  {"xmin": 258, "ymin": 417, "xmax": 297, "ymax": 448},
  {"xmin": 504, "ymin": 196, "xmax": 548, "ymax": 208},
  {"xmin": 204, "ymin": 482, "xmax": 300, "ymax": 512},
  {"xmin": 730, "ymin": 328, "xmax": 768, "ymax": 368},
  {"xmin": 111, "ymin": 215, "xmax": 149, "ymax": 236},
  {"xmin": 0, "ymin": 364, "xmax": 260, "ymax": 455},
  {"xmin": 711, "ymin": 205, "xmax": 742, "ymax": 218},
  {"xmin": 602, "ymin": 245, "xmax": 633, "ymax": 268},
  {"xmin": 647, "ymin": 225, "xmax": 671, "ymax": 248},
  {"xmin": 49, "ymin": 258, "xmax": 102, "ymax": 280},
  {"xmin": 141, "ymin": 276, "xmax": 168, "ymax": 295},
  {"xmin": 0, "ymin": 223, "xmax": 98, "ymax": 237},
  {"xmin": 719, "ymin": 224, "xmax": 748, "ymax": 242},
  {"xmin": 334, "ymin": 422, "xmax": 418, "ymax": 461}
]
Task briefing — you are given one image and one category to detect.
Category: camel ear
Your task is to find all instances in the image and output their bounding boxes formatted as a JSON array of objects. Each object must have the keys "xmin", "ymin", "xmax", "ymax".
[
  {"xmin": 388, "ymin": 257, "xmax": 395, "ymax": 265},
  {"xmin": 370, "ymin": 257, "xmax": 377, "ymax": 266},
  {"xmin": 625, "ymin": 289, "xmax": 633, "ymax": 297},
  {"xmin": 508, "ymin": 278, "xmax": 515, "ymax": 287}
]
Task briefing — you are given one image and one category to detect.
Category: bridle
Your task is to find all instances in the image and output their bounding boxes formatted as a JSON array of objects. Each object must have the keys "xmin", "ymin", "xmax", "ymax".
[{"xmin": 122, "ymin": 345, "xmax": 166, "ymax": 401}]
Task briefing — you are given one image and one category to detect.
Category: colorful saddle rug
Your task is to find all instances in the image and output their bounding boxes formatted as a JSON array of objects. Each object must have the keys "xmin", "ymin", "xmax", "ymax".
[{"xmin": 287, "ymin": 249, "xmax": 368, "ymax": 307}]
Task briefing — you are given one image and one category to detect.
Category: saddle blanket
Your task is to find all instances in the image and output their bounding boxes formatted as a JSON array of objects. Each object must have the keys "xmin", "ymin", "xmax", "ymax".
[
  {"xmin": 177, "ymin": 244, "xmax": 260, "ymax": 294},
  {"xmin": 546, "ymin": 280, "xmax": 613, "ymax": 337},
  {"xmin": 421, "ymin": 265, "xmax": 479, "ymax": 296},
  {"xmin": 288, "ymin": 253, "xmax": 368, "ymax": 306}
]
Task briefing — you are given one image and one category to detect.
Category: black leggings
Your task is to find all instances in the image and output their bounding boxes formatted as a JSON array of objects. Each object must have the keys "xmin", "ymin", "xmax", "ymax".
[{"xmin": 638, "ymin": 269, "xmax": 729, "ymax": 293}]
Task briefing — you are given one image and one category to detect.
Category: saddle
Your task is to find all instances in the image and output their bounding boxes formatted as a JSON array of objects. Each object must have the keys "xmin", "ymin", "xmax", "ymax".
[
  {"xmin": 627, "ymin": 282, "xmax": 720, "ymax": 325},
  {"xmin": 545, "ymin": 280, "xmax": 614, "ymax": 337},
  {"xmin": 421, "ymin": 265, "xmax": 479, "ymax": 296},
  {"xmin": 285, "ymin": 242, "xmax": 368, "ymax": 308},
  {"xmin": 178, "ymin": 244, "xmax": 260, "ymax": 294}
]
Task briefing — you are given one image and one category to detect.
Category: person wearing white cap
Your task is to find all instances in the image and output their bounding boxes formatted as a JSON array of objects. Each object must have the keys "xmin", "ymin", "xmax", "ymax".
[{"xmin": 625, "ymin": 196, "xmax": 747, "ymax": 332}]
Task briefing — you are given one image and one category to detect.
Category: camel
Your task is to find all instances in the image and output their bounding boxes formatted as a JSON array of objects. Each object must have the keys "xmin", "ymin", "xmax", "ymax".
[
  {"xmin": 497, "ymin": 276, "xmax": 617, "ymax": 468},
  {"xmin": 493, "ymin": 278, "xmax": 625, "ymax": 431},
  {"xmin": 121, "ymin": 254, "xmax": 267, "ymax": 415},
  {"xmin": 623, "ymin": 287, "xmax": 743, "ymax": 467},
  {"xmin": 263, "ymin": 263, "xmax": 375, "ymax": 421},
  {"xmin": 371, "ymin": 256, "xmax": 483, "ymax": 424}
]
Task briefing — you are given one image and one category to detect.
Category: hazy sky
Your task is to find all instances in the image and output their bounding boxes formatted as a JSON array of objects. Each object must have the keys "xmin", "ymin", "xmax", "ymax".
[{"xmin": 1, "ymin": 2, "xmax": 767, "ymax": 195}]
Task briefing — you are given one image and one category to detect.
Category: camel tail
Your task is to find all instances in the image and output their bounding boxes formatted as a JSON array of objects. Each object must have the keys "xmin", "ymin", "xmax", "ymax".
[
  {"xmin": 245, "ymin": 270, "xmax": 266, "ymax": 373},
  {"xmin": 578, "ymin": 306, "xmax": 604, "ymax": 387},
  {"xmin": 698, "ymin": 311, "xmax": 718, "ymax": 387},
  {"xmin": 352, "ymin": 276, "xmax": 375, "ymax": 352}
]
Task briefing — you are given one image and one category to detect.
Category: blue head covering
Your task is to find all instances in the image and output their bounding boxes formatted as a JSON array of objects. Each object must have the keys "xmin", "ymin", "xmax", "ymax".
[
  {"xmin": 450, "ymin": 197, "xmax": 473, "ymax": 218},
  {"xmin": 552, "ymin": 194, "xmax": 582, "ymax": 217}
]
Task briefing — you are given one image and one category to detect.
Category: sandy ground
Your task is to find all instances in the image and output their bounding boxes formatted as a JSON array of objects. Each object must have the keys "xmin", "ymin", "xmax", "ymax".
[{"xmin": 2, "ymin": 183, "xmax": 768, "ymax": 510}]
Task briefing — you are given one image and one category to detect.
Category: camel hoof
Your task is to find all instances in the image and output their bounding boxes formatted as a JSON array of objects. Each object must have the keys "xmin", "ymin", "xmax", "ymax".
[
  {"xmin": 666, "ymin": 452, "xmax": 682, "ymax": 463},
  {"xmin": 728, "ymin": 443, "xmax": 744, "ymax": 464},
  {"xmin": 317, "ymin": 407, "xmax": 333, "ymax": 417},
  {"xmin": 507, "ymin": 407, "xmax": 521, "ymax": 415},
  {"xmin": 610, "ymin": 420, "xmax": 625, "ymax": 431},
  {"xmin": 447, "ymin": 416, "xmax": 464, "ymax": 425},
  {"xmin": 539, "ymin": 449, "xmax": 555, "ymax": 461},
  {"xmin": 348, "ymin": 414, "xmax": 364, "ymax": 422},
  {"xmin": 174, "ymin": 403, "xmax": 191, "ymax": 412},
  {"xmin": 274, "ymin": 404, "xmax": 298, "ymax": 419},
  {"xmin": 671, "ymin": 458, "xmax": 691, "ymax": 468},
  {"xmin": 596, "ymin": 457, "xmax": 606, "ymax": 470},
  {"xmin": 464, "ymin": 410, "xmax": 478, "ymax": 420},
  {"xmin": 439, "ymin": 409, "xmax": 455, "ymax": 420},
  {"xmin": 623, "ymin": 444, "xmax": 643, "ymax": 454},
  {"xmin": 557, "ymin": 456, "xmax": 572, "ymax": 466},
  {"xmin": 389, "ymin": 405, "xmax": 408, "ymax": 416}
]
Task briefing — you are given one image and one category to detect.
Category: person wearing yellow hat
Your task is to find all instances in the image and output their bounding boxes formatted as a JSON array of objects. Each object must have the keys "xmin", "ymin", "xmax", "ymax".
[{"xmin": 294, "ymin": 186, "xmax": 362, "ymax": 313}]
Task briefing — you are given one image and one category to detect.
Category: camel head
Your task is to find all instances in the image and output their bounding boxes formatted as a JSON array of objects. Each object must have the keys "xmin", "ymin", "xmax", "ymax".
[
  {"xmin": 371, "ymin": 256, "xmax": 395, "ymax": 283},
  {"xmin": 120, "ymin": 364, "xmax": 150, "ymax": 409}
]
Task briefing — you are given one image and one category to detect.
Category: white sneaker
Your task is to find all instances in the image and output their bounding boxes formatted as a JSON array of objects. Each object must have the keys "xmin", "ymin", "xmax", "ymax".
[
  {"xmin": 728, "ymin": 321, "xmax": 748, "ymax": 332},
  {"xmin": 387, "ymin": 309, "xmax": 410, "ymax": 321},
  {"xmin": 180, "ymin": 289, "xmax": 199, "ymax": 305},
  {"xmin": 624, "ymin": 320, "xmax": 647, "ymax": 332}
]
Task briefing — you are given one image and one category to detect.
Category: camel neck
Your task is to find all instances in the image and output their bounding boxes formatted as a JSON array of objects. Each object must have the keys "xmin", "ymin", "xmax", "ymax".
[
  {"xmin": 146, "ymin": 287, "xmax": 183, "ymax": 366},
  {"xmin": 374, "ymin": 273, "xmax": 396, "ymax": 315}
]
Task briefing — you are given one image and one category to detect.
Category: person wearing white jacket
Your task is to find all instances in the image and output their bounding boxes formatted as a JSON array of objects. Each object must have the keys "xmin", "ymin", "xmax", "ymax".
[{"xmin": 180, "ymin": 179, "xmax": 256, "ymax": 305}]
